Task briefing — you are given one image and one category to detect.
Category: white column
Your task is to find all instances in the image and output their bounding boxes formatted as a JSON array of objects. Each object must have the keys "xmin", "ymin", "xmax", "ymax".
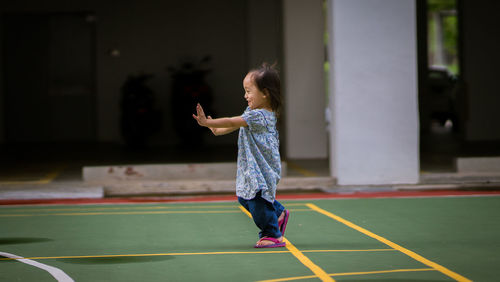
[
  {"xmin": 328, "ymin": 0, "xmax": 419, "ymax": 185},
  {"xmin": 283, "ymin": 0, "xmax": 328, "ymax": 159}
]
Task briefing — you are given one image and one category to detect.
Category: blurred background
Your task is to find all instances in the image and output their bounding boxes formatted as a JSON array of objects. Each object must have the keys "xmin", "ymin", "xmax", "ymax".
[{"xmin": 0, "ymin": 0, "xmax": 499, "ymax": 185}]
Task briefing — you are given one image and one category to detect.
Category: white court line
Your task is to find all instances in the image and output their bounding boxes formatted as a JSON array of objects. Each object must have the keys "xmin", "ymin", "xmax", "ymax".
[{"xmin": 0, "ymin": 251, "xmax": 74, "ymax": 282}]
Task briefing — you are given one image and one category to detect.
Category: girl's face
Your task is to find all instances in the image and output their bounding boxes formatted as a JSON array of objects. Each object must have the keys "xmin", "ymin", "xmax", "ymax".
[{"xmin": 243, "ymin": 74, "xmax": 270, "ymax": 110}]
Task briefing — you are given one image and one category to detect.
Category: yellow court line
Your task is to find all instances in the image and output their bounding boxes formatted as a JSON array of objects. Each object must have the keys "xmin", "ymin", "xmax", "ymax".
[
  {"xmin": 1, "ymin": 205, "xmax": 243, "ymax": 213},
  {"xmin": 304, "ymin": 248, "xmax": 394, "ymax": 253},
  {"xmin": 41, "ymin": 169, "xmax": 62, "ymax": 184},
  {"xmin": 331, "ymin": 268, "xmax": 435, "ymax": 277},
  {"xmin": 0, "ymin": 167, "xmax": 63, "ymax": 185},
  {"xmin": 0, "ymin": 209, "xmax": 313, "ymax": 217},
  {"xmin": 0, "ymin": 248, "xmax": 393, "ymax": 262},
  {"xmin": 0, "ymin": 203, "xmax": 308, "ymax": 213},
  {"xmin": 0, "ymin": 204, "xmax": 240, "ymax": 212},
  {"xmin": 0, "ymin": 251, "xmax": 289, "ymax": 261},
  {"xmin": 239, "ymin": 206, "xmax": 334, "ymax": 282},
  {"xmin": 0, "ymin": 210, "xmax": 242, "ymax": 217},
  {"xmin": 306, "ymin": 203, "xmax": 472, "ymax": 282},
  {"xmin": 259, "ymin": 268, "xmax": 435, "ymax": 282},
  {"xmin": 287, "ymin": 162, "xmax": 318, "ymax": 177}
]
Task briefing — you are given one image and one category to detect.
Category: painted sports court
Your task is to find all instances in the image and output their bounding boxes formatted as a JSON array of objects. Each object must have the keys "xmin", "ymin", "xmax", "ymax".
[{"xmin": 2, "ymin": 190, "xmax": 499, "ymax": 281}]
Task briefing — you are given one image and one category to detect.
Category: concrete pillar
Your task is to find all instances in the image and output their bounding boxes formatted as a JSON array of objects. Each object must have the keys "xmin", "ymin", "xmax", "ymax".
[
  {"xmin": 283, "ymin": 0, "xmax": 328, "ymax": 159},
  {"xmin": 327, "ymin": 0, "xmax": 419, "ymax": 185}
]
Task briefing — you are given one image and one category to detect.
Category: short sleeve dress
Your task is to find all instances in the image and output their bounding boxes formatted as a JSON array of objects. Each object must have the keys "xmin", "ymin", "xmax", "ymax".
[{"xmin": 236, "ymin": 107, "xmax": 281, "ymax": 203}]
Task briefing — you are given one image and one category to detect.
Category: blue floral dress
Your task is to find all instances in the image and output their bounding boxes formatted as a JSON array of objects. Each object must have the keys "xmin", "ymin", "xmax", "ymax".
[{"xmin": 236, "ymin": 107, "xmax": 281, "ymax": 203}]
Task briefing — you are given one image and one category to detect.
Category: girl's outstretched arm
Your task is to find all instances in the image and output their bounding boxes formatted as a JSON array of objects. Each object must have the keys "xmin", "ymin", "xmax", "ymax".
[
  {"xmin": 193, "ymin": 104, "xmax": 246, "ymax": 135},
  {"xmin": 207, "ymin": 118, "xmax": 239, "ymax": 136}
]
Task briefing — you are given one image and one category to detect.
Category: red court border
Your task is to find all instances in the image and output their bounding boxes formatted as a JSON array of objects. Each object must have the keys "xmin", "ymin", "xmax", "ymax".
[{"xmin": 1, "ymin": 189, "xmax": 500, "ymax": 206}]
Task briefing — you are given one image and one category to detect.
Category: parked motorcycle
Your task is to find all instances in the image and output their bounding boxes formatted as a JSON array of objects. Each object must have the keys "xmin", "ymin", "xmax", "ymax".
[
  {"xmin": 120, "ymin": 73, "xmax": 162, "ymax": 149},
  {"xmin": 168, "ymin": 56, "xmax": 213, "ymax": 146}
]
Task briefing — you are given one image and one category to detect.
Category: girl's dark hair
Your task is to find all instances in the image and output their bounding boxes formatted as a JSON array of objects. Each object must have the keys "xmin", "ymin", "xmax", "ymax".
[{"xmin": 248, "ymin": 62, "xmax": 282, "ymax": 117}]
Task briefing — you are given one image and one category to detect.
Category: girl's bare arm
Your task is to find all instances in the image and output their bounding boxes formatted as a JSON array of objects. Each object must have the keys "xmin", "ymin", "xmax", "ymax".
[
  {"xmin": 193, "ymin": 104, "xmax": 247, "ymax": 136},
  {"xmin": 208, "ymin": 121, "xmax": 240, "ymax": 136}
]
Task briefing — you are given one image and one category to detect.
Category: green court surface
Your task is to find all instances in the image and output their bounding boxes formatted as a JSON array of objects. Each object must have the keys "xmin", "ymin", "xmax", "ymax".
[{"xmin": 1, "ymin": 195, "xmax": 499, "ymax": 281}]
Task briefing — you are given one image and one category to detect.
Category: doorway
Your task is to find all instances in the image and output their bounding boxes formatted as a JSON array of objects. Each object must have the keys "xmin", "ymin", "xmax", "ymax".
[
  {"xmin": 3, "ymin": 12, "xmax": 96, "ymax": 143},
  {"xmin": 417, "ymin": 0, "xmax": 463, "ymax": 172}
]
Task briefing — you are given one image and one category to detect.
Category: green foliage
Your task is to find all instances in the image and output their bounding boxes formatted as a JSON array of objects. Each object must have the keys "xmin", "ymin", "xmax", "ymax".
[
  {"xmin": 427, "ymin": 0, "xmax": 459, "ymax": 74},
  {"xmin": 428, "ymin": 0, "xmax": 456, "ymax": 12},
  {"xmin": 443, "ymin": 16, "xmax": 457, "ymax": 57}
]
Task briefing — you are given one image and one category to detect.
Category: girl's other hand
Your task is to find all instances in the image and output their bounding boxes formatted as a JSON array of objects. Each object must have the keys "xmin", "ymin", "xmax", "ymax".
[{"xmin": 192, "ymin": 103, "xmax": 207, "ymax": 126}]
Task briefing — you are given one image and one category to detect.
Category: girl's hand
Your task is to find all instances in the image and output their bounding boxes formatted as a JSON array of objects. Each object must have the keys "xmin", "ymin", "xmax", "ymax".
[{"xmin": 192, "ymin": 103, "xmax": 208, "ymax": 127}]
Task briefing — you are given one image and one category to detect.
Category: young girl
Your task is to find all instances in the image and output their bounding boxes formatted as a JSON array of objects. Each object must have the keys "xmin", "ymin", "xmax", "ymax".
[{"xmin": 192, "ymin": 63, "xmax": 290, "ymax": 248}]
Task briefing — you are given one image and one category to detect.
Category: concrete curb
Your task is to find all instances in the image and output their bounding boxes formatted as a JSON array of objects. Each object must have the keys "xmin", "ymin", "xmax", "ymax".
[
  {"xmin": 0, "ymin": 184, "xmax": 104, "ymax": 200},
  {"xmin": 420, "ymin": 172, "xmax": 500, "ymax": 184},
  {"xmin": 2, "ymin": 161, "xmax": 499, "ymax": 200},
  {"xmin": 96, "ymin": 177, "xmax": 336, "ymax": 197},
  {"xmin": 2, "ymin": 178, "xmax": 499, "ymax": 200},
  {"xmin": 93, "ymin": 176, "xmax": 500, "ymax": 198},
  {"xmin": 456, "ymin": 156, "xmax": 500, "ymax": 173},
  {"xmin": 83, "ymin": 162, "xmax": 288, "ymax": 182}
]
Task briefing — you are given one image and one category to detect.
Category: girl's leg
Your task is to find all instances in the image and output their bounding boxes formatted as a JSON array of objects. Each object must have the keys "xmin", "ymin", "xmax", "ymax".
[
  {"xmin": 274, "ymin": 199, "xmax": 289, "ymax": 236},
  {"xmin": 238, "ymin": 197, "xmax": 250, "ymax": 212},
  {"xmin": 273, "ymin": 200, "xmax": 285, "ymax": 219},
  {"xmin": 245, "ymin": 192, "xmax": 282, "ymax": 239}
]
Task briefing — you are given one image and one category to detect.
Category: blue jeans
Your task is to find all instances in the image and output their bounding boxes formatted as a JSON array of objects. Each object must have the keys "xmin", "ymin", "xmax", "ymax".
[{"xmin": 238, "ymin": 191, "xmax": 285, "ymax": 239}]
